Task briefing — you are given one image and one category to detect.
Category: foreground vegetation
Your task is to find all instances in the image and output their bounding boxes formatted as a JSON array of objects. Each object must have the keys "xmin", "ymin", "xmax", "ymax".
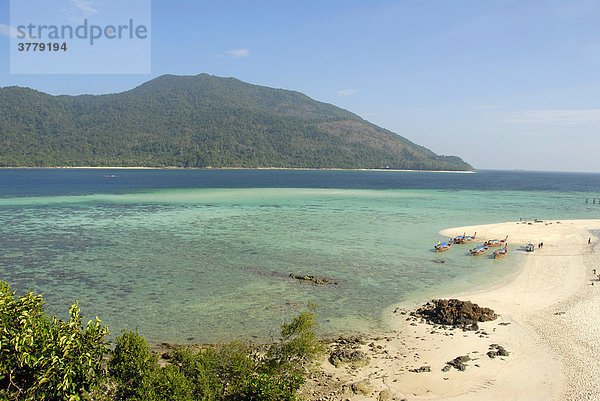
[{"xmin": 0, "ymin": 282, "xmax": 323, "ymax": 400}]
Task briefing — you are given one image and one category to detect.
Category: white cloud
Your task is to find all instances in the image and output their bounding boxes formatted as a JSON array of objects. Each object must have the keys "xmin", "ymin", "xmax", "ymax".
[
  {"xmin": 500, "ymin": 109, "xmax": 600, "ymax": 125},
  {"xmin": 225, "ymin": 49, "xmax": 250, "ymax": 58},
  {"xmin": 337, "ymin": 89, "xmax": 357, "ymax": 97},
  {"xmin": 0, "ymin": 24, "xmax": 20, "ymax": 38},
  {"xmin": 70, "ymin": 0, "xmax": 99, "ymax": 16}
]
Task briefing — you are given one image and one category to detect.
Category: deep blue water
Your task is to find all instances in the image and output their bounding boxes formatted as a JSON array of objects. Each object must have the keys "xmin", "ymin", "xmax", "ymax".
[{"xmin": 2, "ymin": 169, "xmax": 600, "ymax": 198}]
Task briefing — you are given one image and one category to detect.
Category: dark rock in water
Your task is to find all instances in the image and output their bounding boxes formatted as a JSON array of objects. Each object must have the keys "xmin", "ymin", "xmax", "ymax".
[
  {"xmin": 414, "ymin": 299, "xmax": 497, "ymax": 326},
  {"xmin": 431, "ymin": 259, "xmax": 447, "ymax": 264},
  {"xmin": 447, "ymin": 355, "xmax": 470, "ymax": 371},
  {"xmin": 289, "ymin": 273, "xmax": 338, "ymax": 285},
  {"xmin": 329, "ymin": 348, "xmax": 370, "ymax": 367},
  {"xmin": 409, "ymin": 365, "xmax": 431, "ymax": 373}
]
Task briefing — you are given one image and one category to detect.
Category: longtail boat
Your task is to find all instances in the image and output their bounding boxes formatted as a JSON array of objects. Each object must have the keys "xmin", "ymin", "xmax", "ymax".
[
  {"xmin": 469, "ymin": 245, "xmax": 489, "ymax": 255},
  {"xmin": 454, "ymin": 232, "xmax": 476, "ymax": 244},
  {"xmin": 434, "ymin": 240, "xmax": 453, "ymax": 252},
  {"xmin": 461, "ymin": 232, "xmax": 477, "ymax": 244},
  {"xmin": 484, "ymin": 235, "xmax": 508, "ymax": 247},
  {"xmin": 493, "ymin": 245, "xmax": 508, "ymax": 259},
  {"xmin": 453, "ymin": 234, "xmax": 465, "ymax": 244}
]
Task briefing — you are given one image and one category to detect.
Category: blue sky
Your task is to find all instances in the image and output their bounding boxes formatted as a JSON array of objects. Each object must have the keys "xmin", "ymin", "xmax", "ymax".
[{"xmin": 1, "ymin": 0, "xmax": 600, "ymax": 172}]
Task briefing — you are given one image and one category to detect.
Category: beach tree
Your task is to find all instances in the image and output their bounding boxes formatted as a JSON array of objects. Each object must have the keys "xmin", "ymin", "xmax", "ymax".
[{"xmin": 0, "ymin": 281, "xmax": 109, "ymax": 400}]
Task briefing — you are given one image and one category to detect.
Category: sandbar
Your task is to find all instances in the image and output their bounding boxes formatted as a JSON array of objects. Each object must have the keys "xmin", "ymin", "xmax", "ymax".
[{"xmin": 302, "ymin": 219, "xmax": 600, "ymax": 400}]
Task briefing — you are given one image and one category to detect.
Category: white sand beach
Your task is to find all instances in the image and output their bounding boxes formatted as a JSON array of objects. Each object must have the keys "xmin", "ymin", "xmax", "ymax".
[{"xmin": 302, "ymin": 219, "xmax": 600, "ymax": 400}]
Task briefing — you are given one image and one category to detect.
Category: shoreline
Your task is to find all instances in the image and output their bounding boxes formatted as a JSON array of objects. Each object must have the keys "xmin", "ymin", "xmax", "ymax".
[
  {"xmin": 300, "ymin": 219, "xmax": 600, "ymax": 400},
  {"xmin": 0, "ymin": 166, "xmax": 476, "ymax": 173}
]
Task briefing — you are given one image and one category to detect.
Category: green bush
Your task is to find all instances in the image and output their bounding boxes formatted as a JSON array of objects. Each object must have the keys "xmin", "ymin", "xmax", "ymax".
[
  {"xmin": 149, "ymin": 364, "xmax": 193, "ymax": 401},
  {"xmin": 0, "ymin": 282, "xmax": 109, "ymax": 400},
  {"xmin": 275, "ymin": 302, "xmax": 324, "ymax": 364},
  {"xmin": 241, "ymin": 371, "xmax": 304, "ymax": 401},
  {"xmin": 169, "ymin": 346, "xmax": 223, "ymax": 399},
  {"xmin": 108, "ymin": 329, "xmax": 159, "ymax": 400},
  {"xmin": 0, "ymin": 281, "xmax": 323, "ymax": 401},
  {"xmin": 171, "ymin": 341, "xmax": 256, "ymax": 400},
  {"xmin": 168, "ymin": 303, "xmax": 323, "ymax": 401}
]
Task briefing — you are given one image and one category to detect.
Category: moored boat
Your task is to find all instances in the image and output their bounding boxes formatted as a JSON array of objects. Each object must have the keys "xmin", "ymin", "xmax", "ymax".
[
  {"xmin": 461, "ymin": 233, "xmax": 477, "ymax": 244},
  {"xmin": 493, "ymin": 245, "xmax": 508, "ymax": 258},
  {"xmin": 434, "ymin": 240, "xmax": 453, "ymax": 252},
  {"xmin": 454, "ymin": 232, "xmax": 476, "ymax": 244},
  {"xmin": 484, "ymin": 235, "xmax": 508, "ymax": 247},
  {"xmin": 469, "ymin": 245, "xmax": 489, "ymax": 255},
  {"xmin": 453, "ymin": 234, "xmax": 465, "ymax": 244}
]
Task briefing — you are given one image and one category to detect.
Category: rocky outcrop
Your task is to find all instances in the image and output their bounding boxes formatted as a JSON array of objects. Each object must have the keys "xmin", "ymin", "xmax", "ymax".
[{"xmin": 413, "ymin": 299, "xmax": 497, "ymax": 326}]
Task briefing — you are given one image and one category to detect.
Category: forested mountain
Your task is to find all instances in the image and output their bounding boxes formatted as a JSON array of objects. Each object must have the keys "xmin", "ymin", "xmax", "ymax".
[{"xmin": 0, "ymin": 74, "xmax": 473, "ymax": 170}]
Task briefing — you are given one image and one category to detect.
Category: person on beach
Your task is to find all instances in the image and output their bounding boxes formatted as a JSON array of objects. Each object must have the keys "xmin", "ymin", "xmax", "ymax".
[
  {"xmin": 594, "ymin": 268, "xmax": 596, "ymax": 275},
  {"xmin": 589, "ymin": 237, "xmax": 591, "ymax": 244}
]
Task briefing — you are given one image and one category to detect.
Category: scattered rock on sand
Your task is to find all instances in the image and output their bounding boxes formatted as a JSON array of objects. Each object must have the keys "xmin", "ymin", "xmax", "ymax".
[
  {"xmin": 326, "ymin": 335, "xmax": 364, "ymax": 346},
  {"xmin": 378, "ymin": 389, "xmax": 398, "ymax": 401},
  {"xmin": 487, "ymin": 344, "xmax": 510, "ymax": 358},
  {"xmin": 447, "ymin": 355, "xmax": 471, "ymax": 371},
  {"xmin": 413, "ymin": 299, "xmax": 497, "ymax": 326},
  {"xmin": 329, "ymin": 348, "xmax": 370, "ymax": 368},
  {"xmin": 409, "ymin": 365, "xmax": 432, "ymax": 373},
  {"xmin": 352, "ymin": 379, "xmax": 374, "ymax": 395}
]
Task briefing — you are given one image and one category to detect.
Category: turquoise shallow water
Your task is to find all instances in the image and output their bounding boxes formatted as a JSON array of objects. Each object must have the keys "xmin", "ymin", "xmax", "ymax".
[{"xmin": 1, "ymin": 170, "xmax": 599, "ymax": 344}]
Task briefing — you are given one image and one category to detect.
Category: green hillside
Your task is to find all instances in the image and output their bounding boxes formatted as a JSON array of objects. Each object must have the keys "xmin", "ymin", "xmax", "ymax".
[{"xmin": 0, "ymin": 74, "xmax": 473, "ymax": 170}]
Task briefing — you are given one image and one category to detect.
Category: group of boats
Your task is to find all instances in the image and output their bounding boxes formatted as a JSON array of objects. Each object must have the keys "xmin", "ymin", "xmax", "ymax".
[{"xmin": 434, "ymin": 233, "xmax": 509, "ymax": 259}]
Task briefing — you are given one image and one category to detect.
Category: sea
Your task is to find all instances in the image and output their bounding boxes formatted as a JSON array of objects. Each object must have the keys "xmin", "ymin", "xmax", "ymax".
[{"xmin": 1, "ymin": 169, "xmax": 599, "ymax": 344}]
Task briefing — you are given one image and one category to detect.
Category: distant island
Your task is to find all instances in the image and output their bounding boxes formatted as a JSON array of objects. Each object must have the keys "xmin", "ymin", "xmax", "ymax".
[{"xmin": 0, "ymin": 74, "xmax": 473, "ymax": 171}]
